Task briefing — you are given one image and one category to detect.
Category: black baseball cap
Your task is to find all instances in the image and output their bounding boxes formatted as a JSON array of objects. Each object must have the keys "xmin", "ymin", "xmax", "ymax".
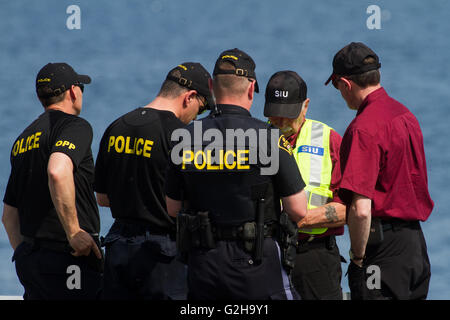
[
  {"xmin": 213, "ymin": 48, "xmax": 259, "ymax": 93},
  {"xmin": 264, "ymin": 71, "xmax": 307, "ymax": 119},
  {"xmin": 325, "ymin": 42, "xmax": 381, "ymax": 85},
  {"xmin": 166, "ymin": 62, "xmax": 214, "ymax": 110},
  {"xmin": 36, "ymin": 63, "xmax": 91, "ymax": 97}
]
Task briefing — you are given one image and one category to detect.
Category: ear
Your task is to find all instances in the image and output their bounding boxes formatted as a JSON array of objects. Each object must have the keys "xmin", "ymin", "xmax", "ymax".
[
  {"xmin": 341, "ymin": 78, "xmax": 352, "ymax": 91},
  {"xmin": 248, "ymin": 80, "xmax": 255, "ymax": 101},
  {"xmin": 183, "ymin": 90, "xmax": 195, "ymax": 108},
  {"xmin": 69, "ymin": 85, "xmax": 77, "ymax": 100},
  {"xmin": 301, "ymin": 98, "xmax": 310, "ymax": 116}
]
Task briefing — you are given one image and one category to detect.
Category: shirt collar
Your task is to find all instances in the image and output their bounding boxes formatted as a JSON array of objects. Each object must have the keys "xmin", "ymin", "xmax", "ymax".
[
  {"xmin": 356, "ymin": 87, "xmax": 387, "ymax": 116},
  {"xmin": 213, "ymin": 104, "xmax": 252, "ymax": 117}
]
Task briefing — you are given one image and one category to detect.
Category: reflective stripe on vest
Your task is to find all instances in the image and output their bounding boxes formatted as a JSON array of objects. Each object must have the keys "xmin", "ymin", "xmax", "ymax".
[{"xmin": 294, "ymin": 119, "xmax": 334, "ymax": 235}]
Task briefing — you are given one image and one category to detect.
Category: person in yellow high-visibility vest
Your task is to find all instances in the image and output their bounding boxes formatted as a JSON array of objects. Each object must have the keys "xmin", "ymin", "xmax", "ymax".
[{"xmin": 264, "ymin": 70, "xmax": 347, "ymax": 300}]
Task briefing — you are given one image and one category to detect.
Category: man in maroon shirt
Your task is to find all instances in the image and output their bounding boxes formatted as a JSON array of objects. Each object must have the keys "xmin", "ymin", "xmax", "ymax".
[
  {"xmin": 325, "ymin": 42, "xmax": 433, "ymax": 299},
  {"xmin": 264, "ymin": 70, "xmax": 346, "ymax": 299}
]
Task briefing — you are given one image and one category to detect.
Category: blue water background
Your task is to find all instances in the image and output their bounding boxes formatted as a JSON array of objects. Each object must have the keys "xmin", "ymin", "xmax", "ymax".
[{"xmin": 0, "ymin": 0, "xmax": 449, "ymax": 299}]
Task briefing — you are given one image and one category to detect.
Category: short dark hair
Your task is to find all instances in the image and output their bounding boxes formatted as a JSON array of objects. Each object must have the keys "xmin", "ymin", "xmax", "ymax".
[
  {"xmin": 213, "ymin": 61, "xmax": 249, "ymax": 97},
  {"xmin": 37, "ymin": 87, "xmax": 66, "ymax": 107},
  {"xmin": 157, "ymin": 69, "xmax": 189, "ymax": 98},
  {"xmin": 345, "ymin": 57, "xmax": 380, "ymax": 88}
]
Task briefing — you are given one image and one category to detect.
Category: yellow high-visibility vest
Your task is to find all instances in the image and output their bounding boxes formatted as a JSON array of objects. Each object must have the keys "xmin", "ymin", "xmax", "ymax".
[{"xmin": 293, "ymin": 119, "xmax": 334, "ymax": 235}]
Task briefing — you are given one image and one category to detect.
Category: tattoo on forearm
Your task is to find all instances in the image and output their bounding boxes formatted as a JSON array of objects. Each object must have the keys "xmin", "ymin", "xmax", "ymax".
[{"xmin": 325, "ymin": 205, "xmax": 338, "ymax": 223}]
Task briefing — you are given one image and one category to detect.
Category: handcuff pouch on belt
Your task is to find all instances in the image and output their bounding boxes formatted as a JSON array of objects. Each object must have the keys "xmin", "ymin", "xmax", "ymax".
[
  {"xmin": 177, "ymin": 211, "xmax": 264, "ymax": 261},
  {"xmin": 176, "ymin": 210, "xmax": 216, "ymax": 254},
  {"xmin": 176, "ymin": 209, "xmax": 267, "ymax": 264},
  {"xmin": 279, "ymin": 211, "xmax": 299, "ymax": 273}
]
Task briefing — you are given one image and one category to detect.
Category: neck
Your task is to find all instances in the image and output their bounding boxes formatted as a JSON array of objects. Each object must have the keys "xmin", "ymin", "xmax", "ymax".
[
  {"xmin": 145, "ymin": 96, "xmax": 181, "ymax": 118},
  {"xmin": 354, "ymin": 84, "xmax": 381, "ymax": 109},
  {"xmin": 215, "ymin": 97, "xmax": 252, "ymax": 111},
  {"xmin": 45, "ymin": 102, "xmax": 77, "ymax": 115}
]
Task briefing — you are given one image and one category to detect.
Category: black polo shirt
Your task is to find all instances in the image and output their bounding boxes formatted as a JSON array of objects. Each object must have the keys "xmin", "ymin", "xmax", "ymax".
[
  {"xmin": 3, "ymin": 110, "xmax": 100, "ymax": 241},
  {"xmin": 165, "ymin": 104, "xmax": 305, "ymax": 226},
  {"xmin": 95, "ymin": 107, "xmax": 185, "ymax": 232}
]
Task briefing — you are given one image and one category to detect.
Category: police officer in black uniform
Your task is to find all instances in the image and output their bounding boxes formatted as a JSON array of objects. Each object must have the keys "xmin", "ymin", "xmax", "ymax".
[
  {"xmin": 95, "ymin": 62, "xmax": 213, "ymax": 299},
  {"xmin": 165, "ymin": 49, "xmax": 308, "ymax": 300},
  {"xmin": 2, "ymin": 63, "xmax": 102, "ymax": 300}
]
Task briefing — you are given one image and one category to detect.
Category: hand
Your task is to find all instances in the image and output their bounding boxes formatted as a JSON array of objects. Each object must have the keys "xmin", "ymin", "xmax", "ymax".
[
  {"xmin": 351, "ymin": 258, "xmax": 364, "ymax": 267},
  {"xmin": 347, "ymin": 260, "xmax": 368, "ymax": 300},
  {"xmin": 68, "ymin": 229, "xmax": 102, "ymax": 259},
  {"xmin": 297, "ymin": 217, "xmax": 306, "ymax": 229}
]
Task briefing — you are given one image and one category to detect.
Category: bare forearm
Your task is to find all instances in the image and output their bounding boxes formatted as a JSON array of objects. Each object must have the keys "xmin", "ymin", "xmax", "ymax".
[
  {"xmin": 49, "ymin": 173, "xmax": 80, "ymax": 238},
  {"xmin": 348, "ymin": 194, "xmax": 372, "ymax": 259},
  {"xmin": 48, "ymin": 153, "xmax": 81, "ymax": 239},
  {"xmin": 2, "ymin": 204, "xmax": 23, "ymax": 250},
  {"xmin": 298, "ymin": 202, "xmax": 346, "ymax": 229},
  {"xmin": 281, "ymin": 189, "xmax": 308, "ymax": 223}
]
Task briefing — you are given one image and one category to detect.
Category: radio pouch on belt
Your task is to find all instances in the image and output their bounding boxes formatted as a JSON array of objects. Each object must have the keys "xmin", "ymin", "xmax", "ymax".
[
  {"xmin": 176, "ymin": 210, "xmax": 195, "ymax": 254},
  {"xmin": 279, "ymin": 211, "xmax": 299, "ymax": 273},
  {"xmin": 251, "ymin": 182, "xmax": 270, "ymax": 265},
  {"xmin": 198, "ymin": 211, "xmax": 216, "ymax": 249},
  {"xmin": 253, "ymin": 198, "xmax": 265, "ymax": 264},
  {"xmin": 242, "ymin": 222, "xmax": 257, "ymax": 253}
]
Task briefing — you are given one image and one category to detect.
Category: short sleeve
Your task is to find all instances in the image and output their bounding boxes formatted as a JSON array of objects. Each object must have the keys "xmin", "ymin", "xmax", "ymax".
[
  {"xmin": 94, "ymin": 128, "xmax": 110, "ymax": 193},
  {"xmin": 3, "ymin": 142, "xmax": 17, "ymax": 206},
  {"xmin": 273, "ymin": 134, "xmax": 306, "ymax": 197},
  {"xmin": 3, "ymin": 173, "xmax": 17, "ymax": 207},
  {"xmin": 51, "ymin": 118, "xmax": 93, "ymax": 169},
  {"xmin": 164, "ymin": 118, "xmax": 186, "ymax": 201},
  {"xmin": 165, "ymin": 159, "xmax": 184, "ymax": 201},
  {"xmin": 338, "ymin": 128, "xmax": 380, "ymax": 204}
]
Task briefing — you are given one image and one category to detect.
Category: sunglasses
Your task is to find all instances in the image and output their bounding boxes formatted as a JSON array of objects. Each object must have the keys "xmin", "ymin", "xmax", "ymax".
[
  {"xmin": 331, "ymin": 75, "xmax": 352, "ymax": 90},
  {"xmin": 331, "ymin": 75, "xmax": 341, "ymax": 89},
  {"xmin": 196, "ymin": 95, "xmax": 208, "ymax": 115},
  {"xmin": 75, "ymin": 83, "xmax": 84, "ymax": 93}
]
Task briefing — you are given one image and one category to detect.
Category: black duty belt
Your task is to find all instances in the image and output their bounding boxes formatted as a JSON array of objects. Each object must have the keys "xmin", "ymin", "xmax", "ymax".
[
  {"xmin": 297, "ymin": 235, "xmax": 336, "ymax": 252},
  {"xmin": 23, "ymin": 234, "xmax": 101, "ymax": 253},
  {"xmin": 115, "ymin": 218, "xmax": 175, "ymax": 237},
  {"xmin": 213, "ymin": 223, "xmax": 277, "ymax": 241},
  {"xmin": 23, "ymin": 236, "xmax": 73, "ymax": 253},
  {"xmin": 381, "ymin": 219, "xmax": 420, "ymax": 232}
]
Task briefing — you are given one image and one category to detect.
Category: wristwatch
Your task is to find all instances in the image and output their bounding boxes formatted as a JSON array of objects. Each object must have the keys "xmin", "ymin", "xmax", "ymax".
[{"xmin": 349, "ymin": 249, "xmax": 365, "ymax": 261}]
